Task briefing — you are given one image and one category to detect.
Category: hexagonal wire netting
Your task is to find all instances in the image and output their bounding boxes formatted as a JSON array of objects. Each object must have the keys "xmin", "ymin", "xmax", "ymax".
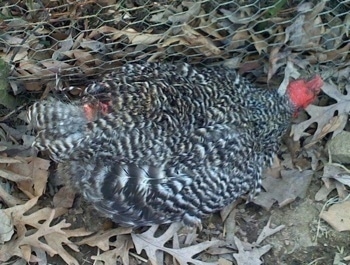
[{"xmin": 0, "ymin": 0, "xmax": 349, "ymax": 92}]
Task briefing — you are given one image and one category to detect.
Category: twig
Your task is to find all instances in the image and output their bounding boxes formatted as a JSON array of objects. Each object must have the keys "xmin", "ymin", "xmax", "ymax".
[
  {"xmin": 0, "ymin": 184, "xmax": 25, "ymax": 207},
  {"xmin": 129, "ymin": 252, "xmax": 148, "ymax": 263},
  {"xmin": 0, "ymin": 103, "xmax": 28, "ymax": 122}
]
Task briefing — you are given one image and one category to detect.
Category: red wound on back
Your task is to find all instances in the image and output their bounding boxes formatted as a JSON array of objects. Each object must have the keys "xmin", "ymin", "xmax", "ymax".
[{"xmin": 83, "ymin": 101, "xmax": 111, "ymax": 121}]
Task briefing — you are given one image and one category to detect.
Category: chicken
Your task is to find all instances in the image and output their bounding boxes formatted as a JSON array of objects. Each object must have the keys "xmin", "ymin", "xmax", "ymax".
[{"xmin": 27, "ymin": 62, "xmax": 323, "ymax": 226}]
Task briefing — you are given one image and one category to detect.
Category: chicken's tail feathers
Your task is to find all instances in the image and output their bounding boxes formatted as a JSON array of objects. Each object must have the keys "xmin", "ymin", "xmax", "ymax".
[{"xmin": 27, "ymin": 100, "xmax": 90, "ymax": 161}]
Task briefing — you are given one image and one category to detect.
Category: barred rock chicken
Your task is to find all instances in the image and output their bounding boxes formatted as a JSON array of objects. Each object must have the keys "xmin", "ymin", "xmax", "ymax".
[{"xmin": 28, "ymin": 63, "xmax": 323, "ymax": 226}]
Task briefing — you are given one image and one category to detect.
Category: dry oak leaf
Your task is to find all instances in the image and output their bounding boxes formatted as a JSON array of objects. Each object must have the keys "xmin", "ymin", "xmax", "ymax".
[
  {"xmin": 90, "ymin": 234, "xmax": 134, "ymax": 265},
  {"xmin": 232, "ymin": 218, "xmax": 283, "ymax": 265},
  {"xmin": 0, "ymin": 197, "xmax": 65, "ymax": 262},
  {"xmin": 291, "ymin": 83, "xmax": 350, "ymax": 144},
  {"xmin": 132, "ymin": 222, "xmax": 220, "ymax": 265},
  {"xmin": 78, "ymin": 227, "xmax": 132, "ymax": 264},
  {"xmin": 233, "ymin": 236, "xmax": 271, "ymax": 265},
  {"xmin": 78, "ymin": 227, "xmax": 132, "ymax": 251},
  {"xmin": 45, "ymin": 228, "xmax": 93, "ymax": 265},
  {"xmin": 6, "ymin": 156, "xmax": 50, "ymax": 198},
  {"xmin": 0, "ymin": 196, "xmax": 89, "ymax": 265}
]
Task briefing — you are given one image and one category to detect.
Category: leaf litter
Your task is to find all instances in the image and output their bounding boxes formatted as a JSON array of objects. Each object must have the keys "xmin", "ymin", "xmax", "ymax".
[{"xmin": 0, "ymin": 0, "xmax": 350, "ymax": 264}]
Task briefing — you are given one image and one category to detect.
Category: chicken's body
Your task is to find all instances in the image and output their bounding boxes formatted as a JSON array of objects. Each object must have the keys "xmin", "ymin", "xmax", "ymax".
[{"xmin": 28, "ymin": 62, "xmax": 322, "ymax": 226}]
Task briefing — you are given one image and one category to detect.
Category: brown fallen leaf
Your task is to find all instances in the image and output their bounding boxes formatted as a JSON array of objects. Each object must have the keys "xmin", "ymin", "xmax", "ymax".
[
  {"xmin": 132, "ymin": 223, "xmax": 220, "ymax": 265},
  {"xmin": 253, "ymin": 169, "xmax": 314, "ymax": 210},
  {"xmin": 181, "ymin": 24, "xmax": 221, "ymax": 57},
  {"xmin": 228, "ymin": 29, "xmax": 250, "ymax": 50},
  {"xmin": 315, "ymin": 182, "xmax": 336, "ymax": 202},
  {"xmin": 8, "ymin": 156, "xmax": 50, "ymax": 198},
  {"xmin": 267, "ymin": 46, "xmax": 291, "ymax": 82},
  {"xmin": 90, "ymin": 25, "xmax": 163, "ymax": 46},
  {"xmin": 318, "ymin": 42, "xmax": 350, "ymax": 63},
  {"xmin": 320, "ymin": 200, "xmax": 350, "ymax": 232},
  {"xmin": 199, "ymin": 16, "xmax": 224, "ymax": 39},
  {"xmin": 45, "ymin": 228, "xmax": 93, "ymax": 265},
  {"xmin": 53, "ymin": 186, "xmax": 76, "ymax": 209},
  {"xmin": 91, "ymin": 234, "xmax": 134, "ymax": 265},
  {"xmin": 250, "ymin": 33, "xmax": 268, "ymax": 55},
  {"xmin": 233, "ymin": 236, "xmax": 271, "ymax": 265},
  {"xmin": 0, "ymin": 181, "xmax": 25, "ymax": 206},
  {"xmin": 0, "ymin": 194, "xmax": 92, "ymax": 264},
  {"xmin": 0, "ymin": 168, "xmax": 31, "ymax": 183},
  {"xmin": 78, "ymin": 227, "xmax": 133, "ymax": 251}
]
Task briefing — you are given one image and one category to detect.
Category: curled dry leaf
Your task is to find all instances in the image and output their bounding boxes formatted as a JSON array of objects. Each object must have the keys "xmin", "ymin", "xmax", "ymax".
[
  {"xmin": 91, "ymin": 26, "xmax": 163, "ymax": 46},
  {"xmin": 267, "ymin": 47, "xmax": 291, "ymax": 82},
  {"xmin": 316, "ymin": 163, "xmax": 350, "ymax": 200},
  {"xmin": 0, "ymin": 155, "xmax": 49, "ymax": 205},
  {"xmin": 250, "ymin": 33, "xmax": 268, "ymax": 55},
  {"xmin": 220, "ymin": 7, "xmax": 261, "ymax": 24},
  {"xmin": 277, "ymin": 60, "xmax": 301, "ymax": 95},
  {"xmin": 323, "ymin": 164, "xmax": 350, "ymax": 188},
  {"xmin": 181, "ymin": 24, "xmax": 221, "ymax": 57},
  {"xmin": 199, "ymin": 16, "xmax": 223, "ymax": 39},
  {"xmin": 317, "ymin": 40, "xmax": 350, "ymax": 63},
  {"xmin": 0, "ymin": 156, "xmax": 26, "ymax": 164},
  {"xmin": 52, "ymin": 34, "xmax": 74, "ymax": 60}
]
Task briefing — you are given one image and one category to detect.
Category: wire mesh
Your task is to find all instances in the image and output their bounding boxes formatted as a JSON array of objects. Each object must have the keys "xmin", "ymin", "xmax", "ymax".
[{"xmin": 0, "ymin": 0, "xmax": 349, "ymax": 90}]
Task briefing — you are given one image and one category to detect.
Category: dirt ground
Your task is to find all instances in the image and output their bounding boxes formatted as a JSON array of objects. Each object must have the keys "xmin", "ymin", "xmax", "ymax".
[{"xmin": 242, "ymin": 180, "xmax": 349, "ymax": 265}]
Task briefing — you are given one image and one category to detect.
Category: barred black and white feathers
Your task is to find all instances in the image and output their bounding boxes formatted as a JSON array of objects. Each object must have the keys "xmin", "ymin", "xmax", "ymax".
[{"xmin": 28, "ymin": 62, "xmax": 321, "ymax": 226}]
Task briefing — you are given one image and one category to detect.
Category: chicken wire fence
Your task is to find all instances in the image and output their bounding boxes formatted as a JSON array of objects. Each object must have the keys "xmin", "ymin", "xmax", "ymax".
[{"xmin": 0, "ymin": 0, "xmax": 349, "ymax": 92}]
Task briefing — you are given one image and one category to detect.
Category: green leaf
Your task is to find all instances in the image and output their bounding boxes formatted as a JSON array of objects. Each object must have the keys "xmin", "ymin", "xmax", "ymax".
[{"xmin": 0, "ymin": 58, "xmax": 20, "ymax": 110}]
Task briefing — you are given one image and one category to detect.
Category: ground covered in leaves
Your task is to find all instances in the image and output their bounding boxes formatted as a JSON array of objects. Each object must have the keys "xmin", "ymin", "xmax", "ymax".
[{"xmin": 0, "ymin": 0, "xmax": 349, "ymax": 264}]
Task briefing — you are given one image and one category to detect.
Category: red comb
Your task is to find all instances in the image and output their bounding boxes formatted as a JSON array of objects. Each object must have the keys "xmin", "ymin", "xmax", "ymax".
[{"xmin": 287, "ymin": 75, "xmax": 323, "ymax": 110}]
